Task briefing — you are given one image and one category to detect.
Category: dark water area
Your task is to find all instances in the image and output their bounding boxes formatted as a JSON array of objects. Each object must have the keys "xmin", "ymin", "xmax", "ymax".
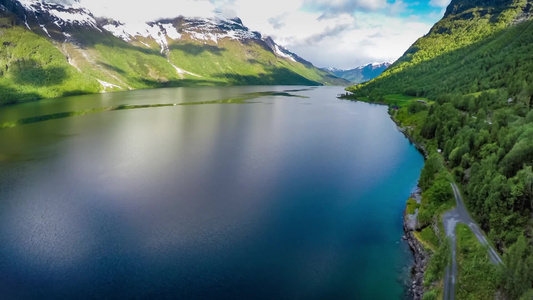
[{"xmin": 0, "ymin": 86, "xmax": 424, "ymax": 299}]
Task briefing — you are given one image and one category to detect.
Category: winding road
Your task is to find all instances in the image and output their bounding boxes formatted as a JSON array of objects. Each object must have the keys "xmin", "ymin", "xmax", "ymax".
[{"xmin": 442, "ymin": 183, "xmax": 503, "ymax": 300}]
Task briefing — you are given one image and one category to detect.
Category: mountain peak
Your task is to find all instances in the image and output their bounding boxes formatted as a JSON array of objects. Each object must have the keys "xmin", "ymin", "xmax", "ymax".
[
  {"xmin": 444, "ymin": 0, "xmax": 514, "ymax": 18},
  {"xmin": 2, "ymin": 0, "xmax": 99, "ymax": 35},
  {"xmin": 228, "ymin": 17, "xmax": 243, "ymax": 25},
  {"xmin": 326, "ymin": 62, "xmax": 390, "ymax": 83}
]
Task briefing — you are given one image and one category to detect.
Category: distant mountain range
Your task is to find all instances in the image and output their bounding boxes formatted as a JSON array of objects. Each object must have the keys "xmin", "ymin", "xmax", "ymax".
[
  {"xmin": 0, "ymin": 0, "xmax": 348, "ymax": 104},
  {"xmin": 325, "ymin": 62, "xmax": 391, "ymax": 84}
]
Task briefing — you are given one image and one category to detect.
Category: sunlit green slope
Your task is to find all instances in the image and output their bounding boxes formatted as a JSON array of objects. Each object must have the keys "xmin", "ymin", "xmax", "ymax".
[
  {"xmin": 348, "ymin": 0, "xmax": 533, "ymax": 99},
  {"xmin": 0, "ymin": 2, "xmax": 346, "ymax": 105}
]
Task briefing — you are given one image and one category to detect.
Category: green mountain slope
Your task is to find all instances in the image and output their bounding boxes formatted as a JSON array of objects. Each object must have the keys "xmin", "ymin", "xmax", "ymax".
[
  {"xmin": 0, "ymin": 1, "xmax": 346, "ymax": 105},
  {"xmin": 347, "ymin": 0, "xmax": 533, "ymax": 299},
  {"xmin": 349, "ymin": 0, "xmax": 533, "ymax": 98},
  {"xmin": 0, "ymin": 13, "xmax": 101, "ymax": 103}
]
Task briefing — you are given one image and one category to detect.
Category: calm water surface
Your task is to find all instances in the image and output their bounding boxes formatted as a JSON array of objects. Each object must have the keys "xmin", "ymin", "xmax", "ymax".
[{"xmin": 0, "ymin": 86, "xmax": 424, "ymax": 299}]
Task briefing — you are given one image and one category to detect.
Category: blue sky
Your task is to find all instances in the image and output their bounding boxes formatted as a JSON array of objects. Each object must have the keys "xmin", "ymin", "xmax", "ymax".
[
  {"xmin": 389, "ymin": 0, "xmax": 446, "ymax": 20},
  {"xmin": 46, "ymin": 0, "xmax": 452, "ymax": 69}
]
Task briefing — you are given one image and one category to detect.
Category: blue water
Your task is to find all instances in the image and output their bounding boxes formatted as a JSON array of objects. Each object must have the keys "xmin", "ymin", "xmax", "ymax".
[{"xmin": 0, "ymin": 86, "xmax": 424, "ymax": 299}]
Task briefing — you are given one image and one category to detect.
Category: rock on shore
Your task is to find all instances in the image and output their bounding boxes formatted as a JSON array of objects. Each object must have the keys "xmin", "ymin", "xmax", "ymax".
[{"xmin": 403, "ymin": 189, "xmax": 429, "ymax": 300}]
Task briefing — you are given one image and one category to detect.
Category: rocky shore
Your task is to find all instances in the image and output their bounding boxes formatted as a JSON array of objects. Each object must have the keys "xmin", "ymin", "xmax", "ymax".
[
  {"xmin": 403, "ymin": 188, "xmax": 429, "ymax": 300},
  {"xmin": 387, "ymin": 109, "xmax": 431, "ymax": 299},
  {"xmin": 395, "ymin": 125, "xmax": 427, "ymax": 159},
  {"xmin": 390, "ymin": 109, "xmax": 431, "ymax": 300}
]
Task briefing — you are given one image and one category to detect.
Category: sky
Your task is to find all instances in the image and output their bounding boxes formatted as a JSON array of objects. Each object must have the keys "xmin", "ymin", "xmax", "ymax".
[{"xmin": 47, "ymin": 0, "xmax": 452, "ymax": 69}]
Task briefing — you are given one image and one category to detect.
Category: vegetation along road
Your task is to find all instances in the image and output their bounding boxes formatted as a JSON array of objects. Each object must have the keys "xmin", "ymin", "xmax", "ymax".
[{"xmin": 442, "ymin": 183, "xmax": 503, "ymax": 300}]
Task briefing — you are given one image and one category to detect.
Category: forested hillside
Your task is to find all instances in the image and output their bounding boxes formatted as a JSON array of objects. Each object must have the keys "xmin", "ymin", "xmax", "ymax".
[
  {"xmin": 350, "ymin": 0, "xmax": 533, "ymax": 99},
  {"xmin": 346, "ymin": 0, "xmax": 533, "ymax": 299}
]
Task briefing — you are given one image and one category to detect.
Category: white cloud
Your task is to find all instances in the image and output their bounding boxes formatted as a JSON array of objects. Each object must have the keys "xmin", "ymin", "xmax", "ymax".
[
  {"xmin": 429, "ymin": 0, "xmax": 451, "ymax": 8},
  {"xmin": 389, "ymin": 0, "xmax": 409, "ymax": 15},
  {"xmin": 218, "ymin": 1, "xmax": 434, "ymax": 68},
  {"xmin": 36, "ymin": 0, "xmax": 441, "ymax": 69},
  {"xmin": 304, "ymin": 0, "xmax": 388, "ymax": 12},
  {"xmin": 81, "ymin": 0, "xmax": 217, "ymax": 22},
  {"xmin": 286, "ymin": 13, "xmax": 432, "ymax": 68}
]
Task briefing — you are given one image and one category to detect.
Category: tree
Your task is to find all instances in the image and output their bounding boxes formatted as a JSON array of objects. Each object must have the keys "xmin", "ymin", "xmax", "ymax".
[
  {"xmin": 501, "ymin": 235, "xmax": 533, "ymax": 299},
  {"xmin": 427, "ymin": 172, "xmax": 453, "ymax": 203}
]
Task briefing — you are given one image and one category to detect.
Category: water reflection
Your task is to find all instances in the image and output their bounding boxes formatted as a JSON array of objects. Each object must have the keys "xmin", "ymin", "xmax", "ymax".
[
  {"xmin": 0, "ymin": 90, "xmax": 309, "ymax": 129},
  {"xmin": 0, "ymin": 86, "xmax": 424, "ymax": 299}
]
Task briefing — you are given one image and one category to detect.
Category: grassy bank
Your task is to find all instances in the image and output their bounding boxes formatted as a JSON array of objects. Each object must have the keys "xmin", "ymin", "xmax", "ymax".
[{"xmin": 455, "ymin": 224, "xmax": 499, "ymax": 299}]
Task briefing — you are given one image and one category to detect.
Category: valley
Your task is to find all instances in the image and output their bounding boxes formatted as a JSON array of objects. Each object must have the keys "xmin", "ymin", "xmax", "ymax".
[{"xmin": 0, "ymin": 0, "xmax": 532, "ymax": 299}]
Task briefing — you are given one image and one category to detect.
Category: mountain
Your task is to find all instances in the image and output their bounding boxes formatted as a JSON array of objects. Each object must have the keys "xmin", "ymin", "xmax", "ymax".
[
  {"xmin": 348, "ymin": 1, "xmax": 533, "ymax": 299},
  {"xmin": 326, "ymin": 62, "xmax": 391, "ymax": 84},
  {"xmin": 348, "ymin": 0, "xmax": 533, "ymax": 98},
  {"xmin": 0, "ymin": 0, "xmax": 348, "ymax": 105}
]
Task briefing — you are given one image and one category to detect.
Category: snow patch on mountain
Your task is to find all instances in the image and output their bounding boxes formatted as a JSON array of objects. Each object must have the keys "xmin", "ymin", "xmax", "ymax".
[
  {"xmin": 273, "ymin": 44, "xmax": 296, "ymax": 62},
  {"xmin": 17, "ymin": 0, "xmax": 100, "ymax": 30},
  {"xmin": 48, "ymin": 8, "xmax": 98, "ymax": 28},
  {"xmin": 180, "ymin": 18, "xmax": 259, "ymax": 43},
  {"xmin": 17, "ymin": 0, "xmax": 38, "ymax": 11},
  {"xmin": 262, "ymin": 37, "xmax": 303, "ymax": 63},
  {"xmin": 102, "ymin": 17, "xmax": 261, "ymax": 49},
  {"xmin": 97, "ymin": 79, "xmax": 121, "ymax": 92},
  {"xmin": 146, "ymin": 24, "xmax": 169, "ymax": 53},
  {"xmin": 102, "ymin": 21, "xmax": 182, "ymax": 53},
  {"xmin": 102, "ymin": 23, "xmax": 132, "ymax": 41},
  {"xmin": 170, "ymin": 63, "xmax": 201, "ymax": 78},
  {"xmin": 39, "ymin": 23, "xmax": 50, "ymax": 37},
  {"xmin": 13, "ymin": 0, "xmax": 304, "ymax": 66},
  {"xmin": 161, "ymin": 23, "xmax": 181, "ymax": 40}
]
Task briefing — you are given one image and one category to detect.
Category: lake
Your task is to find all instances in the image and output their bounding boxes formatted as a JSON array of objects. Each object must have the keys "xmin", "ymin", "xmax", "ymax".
[{"xmin": 0, "ymin": 86, "xmax": 424, "ymax": 299}]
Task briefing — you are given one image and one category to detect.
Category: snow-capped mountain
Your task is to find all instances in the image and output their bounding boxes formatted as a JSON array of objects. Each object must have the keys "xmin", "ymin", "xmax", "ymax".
[
  {"xmin": 2, "ymin": 0, "xmax": 300, "ymax": 59},
  {"xmin": 0, "ymin": 0, "xmax": 348, "ymax": 103},
  {"xmin": 326, "ymin": 62, "xmax": 392, "ymax": 84},
  {"xmin": 5, "ymin": 0, "xmax": 99, "ymax": 35},
  {"xmin": 100, "ymin": 17, "xmax": 267, "ymax": 54},
  {"xmin": 262, "ymin": 36, "xmax": 310, "ymax": 65}
]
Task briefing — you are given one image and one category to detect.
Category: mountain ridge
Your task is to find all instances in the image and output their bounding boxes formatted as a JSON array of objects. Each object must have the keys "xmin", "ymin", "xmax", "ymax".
[
  {"xmin": 326, "ymin": 62, "xmax": 391, "ymax": 83},
  {"xmin": 0, "ymin": 0, "xmax": 348, "ymax": 105}
]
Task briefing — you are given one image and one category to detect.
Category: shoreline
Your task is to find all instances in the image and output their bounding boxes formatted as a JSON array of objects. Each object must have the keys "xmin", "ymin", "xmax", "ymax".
[
  {"xmin": 338, "ymin": 95, "xmax": 428, "ymax": 158},
  {"xmin": 403, "ymin": 188, "xmax": 429, "ymax": 300},
  {"xmin": 340, "ymin": 95, "xmax": 430, "ymax": 299},
  {"xmin": 394, "ymin": 124, "xmax": 427, "ymax": 159},
  {"xmin": 390, "ymin": 111, "xmax": 430, "ymax": 300}
]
